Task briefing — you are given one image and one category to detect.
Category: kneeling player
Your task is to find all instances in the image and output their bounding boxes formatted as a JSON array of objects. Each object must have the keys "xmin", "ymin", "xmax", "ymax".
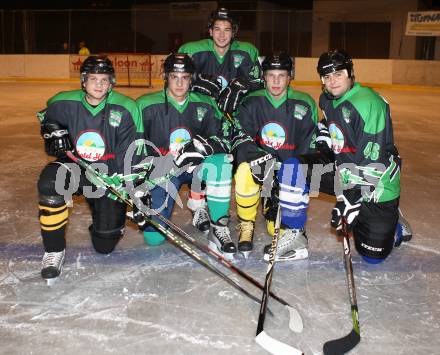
[
  {"xmin": 136, "ymin": 53, "xmax": 236, "ymax": 260},
  {"xmin": 37, "ymin": 56, "xmax": 143, "ymax": 284},
  {"xmin": 233, "ymin": 52, "xmax": 318, "ymax": 259}
]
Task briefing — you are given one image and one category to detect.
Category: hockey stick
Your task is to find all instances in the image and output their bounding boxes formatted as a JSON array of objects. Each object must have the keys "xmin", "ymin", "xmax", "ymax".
[
  {"xmin": 323, "ymin": 218, "xmax": 360, "ymax": 355},
  {"xmin": 142, "ymin": 204, "xmax": 303, "ymax": 333},
  {"xmin": 255, "ymin": 206, "xmax": 303, "ymax": 355},
  {"xmin": 66, "ymin": 151, "xmax": 266, "ymax": 309}
]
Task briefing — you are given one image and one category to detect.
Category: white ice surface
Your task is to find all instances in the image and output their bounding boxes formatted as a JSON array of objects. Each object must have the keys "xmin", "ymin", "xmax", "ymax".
[{"xmin": 0, "ymin": 83, "xmax": 439, "ymax": 355}]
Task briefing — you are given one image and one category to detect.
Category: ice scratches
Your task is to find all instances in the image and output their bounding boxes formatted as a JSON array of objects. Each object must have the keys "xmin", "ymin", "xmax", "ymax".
[
  {"xmin": 218, "ymin": 290, "xmax": 238, "ymax": 300},
  {"xmin": 407, "ymin": 243, "xmax": 440, "ymax": 255}
]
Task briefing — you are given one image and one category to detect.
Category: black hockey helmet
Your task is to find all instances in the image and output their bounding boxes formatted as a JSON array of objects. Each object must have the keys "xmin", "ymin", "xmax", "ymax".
[
  {"xmin": 317, "ymin": 49, "xmax": 353, "ymax": 78},
  {"xmin": 208, "ymin": 8, "xmax": 239, "ymax": 37},
  {"xmin": 262, "ymin": 52, "xmax": 294, "ymax": 77},
  {"xmin": 163, "ymin": 53, "xmax": 196, "ymax": 79},
  {"xmin": 80, "ymin": 55, "xmax": 115, "ymax": 85}
]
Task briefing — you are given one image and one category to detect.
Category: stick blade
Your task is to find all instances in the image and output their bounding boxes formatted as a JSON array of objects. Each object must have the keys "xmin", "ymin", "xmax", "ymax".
[
  {"xmin": 323, "ymin": 328, "xmax": 360, "ymax": 355},
  {"xmin": 255, "ymin": 330, "xmax": 303, "ymax": 355},
  {"xmin": 286, "ymin": 305, "xmax": 303, "ymax": 333}
]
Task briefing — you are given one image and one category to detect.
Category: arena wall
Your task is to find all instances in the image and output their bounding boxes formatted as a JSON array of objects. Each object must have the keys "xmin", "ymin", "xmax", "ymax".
[{"xmin": 0, "ymin": 55, "xmax": 439, "ymax": 87}]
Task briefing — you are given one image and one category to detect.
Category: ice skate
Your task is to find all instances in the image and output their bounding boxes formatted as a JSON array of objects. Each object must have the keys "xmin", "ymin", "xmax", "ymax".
[
  {"xmin": 41, "ymin": 250, "xmax": 65, "ymax": 286},
  {"xmin": 237, "ymin": 220, "xmax": 255, "ymax": 259},
  {"xmin": 192, "ymin": 207, "xmax": 210, "ymax": 234},
  {"xmin": 208, "ymin": 217, "xmax": 236, "ymax": 260},
  {"xmin": 263, "ymin": 229, "xmax": 308, "ymax": 262},
  {"xmin": 394, "ymin": 209, "xmax": 413, "ymax": 247}
]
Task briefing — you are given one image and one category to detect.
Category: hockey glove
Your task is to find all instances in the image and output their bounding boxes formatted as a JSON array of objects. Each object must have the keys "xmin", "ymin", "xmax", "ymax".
[
  {"xmin": 316, "ymin": 118, "xmax": 332, "ymax": 153},
  {"xmin": 130, "ymin": 180, "xmax": 153, "ymax": 231},
  {"xmin": 174, "ymin": 135, "xmax": 227, "ymax": 172},
  {"xmin": 192, "ymin": 73, "xmax": 222, "ymax": 99},
  {"xmin": 248, "ymin": 150, "xmax": 276, "ymax": 185},
  {"xmin": 217, "ymin": 78, "xmax": 250, "ymax": 114},
  {"xmin": 41, "ymin": 122, "xmax": 73, "ymax": 158},
  {"xmin": 331, "ymin": 191, "xmax": 361, "ymax": 230}
]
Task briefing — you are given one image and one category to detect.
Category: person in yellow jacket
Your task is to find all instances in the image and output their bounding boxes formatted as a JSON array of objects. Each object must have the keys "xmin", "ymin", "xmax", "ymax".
[{"xmin": 78, "ymin": 41, "xmax": 90, "ymax": 56}]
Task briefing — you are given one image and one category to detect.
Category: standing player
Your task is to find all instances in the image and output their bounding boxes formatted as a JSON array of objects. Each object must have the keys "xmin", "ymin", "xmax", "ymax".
[
  {"xmin": 316, "ymin": 49, "xmax": 409, "ymax": 263},
  {"xmin": 136, "ymin": 53, "xmax": 236, "ymax": 260},
  {"xmin": 179, "ymin": 7, "xmax": 262, "ymax": 114},
  {"xmin": 233, "ymin": 52, "xmax": 318, "ymax": 259},
  {"xmin": 37, "ymin": 56, "xmax": 143, "ymax": 284}
]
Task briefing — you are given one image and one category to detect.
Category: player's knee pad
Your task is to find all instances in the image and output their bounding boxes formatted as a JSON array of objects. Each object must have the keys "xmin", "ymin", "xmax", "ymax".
[
  {"xmin": 353, "ymin": 200, "xmax": 399, "ymax": 260},
  {"xmin": 90, "ymin": 225, "xmax": 124, "ymax": 254},
  {"xmin": 235, "ymin": 162, "xmax": 260, "ymax": 221},
  {"xmin": 278, "ymin": 158, "xmax": 310, "ymax": 229}
]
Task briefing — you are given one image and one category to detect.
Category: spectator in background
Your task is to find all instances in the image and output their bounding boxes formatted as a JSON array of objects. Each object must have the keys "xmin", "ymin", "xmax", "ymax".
[{"xmin": 78, "ymin": 41, "xmax": 90, "ymax": 56}]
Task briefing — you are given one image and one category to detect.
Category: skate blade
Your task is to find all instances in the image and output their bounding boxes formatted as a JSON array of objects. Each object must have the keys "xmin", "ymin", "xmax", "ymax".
[
  {"xmin": 263, "ymin": 248, "xmax": 309, "ymax": 262},
  {"xmin": 208, "ymin": 241, "xmax": 235, "ymax": 261}
]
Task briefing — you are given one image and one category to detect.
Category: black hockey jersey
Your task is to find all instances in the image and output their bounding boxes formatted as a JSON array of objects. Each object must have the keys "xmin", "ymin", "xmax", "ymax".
[
  {"xmin": 37, "ymin": 89, "xmax": 143, "ymax": 175},
  {"xmin": 235, "ymin": 87, "xmax": 318, "ymax": 163},
  {"xmin": 179, "ymin": 39, "xmax": 261, "ymax": 89},
  {"xmin": 136, "ymin": 91, "xmax": 224, "ymax": 157},
  {"xmin": 319, "ymin": 83, "xmax": 400, "ymax": 202}
]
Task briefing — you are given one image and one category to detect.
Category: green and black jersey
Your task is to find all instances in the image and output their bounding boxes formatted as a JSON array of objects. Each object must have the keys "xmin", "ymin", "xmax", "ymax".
[
  {"xmin": 179, "ymin": 39, "xmax": 261, "ymax": 89},
  {"xmin": 137, "ymin": 91, "xmax": 224, "ymax": 157},
  {"xmin": 37, "ymin": 89, "xmax": 143, "ymax": 175},
  {"xmin": 235, "ymin": 87, "xmax": 318, "ymax": 163},
  {"xmin": 319, "ymin": 82, "xmax": 400, "ymax": 203}
]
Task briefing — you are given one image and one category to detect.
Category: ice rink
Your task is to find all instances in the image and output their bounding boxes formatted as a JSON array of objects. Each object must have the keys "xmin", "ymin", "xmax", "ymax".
[{"xmin": 0, "ymin": 81, "xmax": 439, "ymax": 355}]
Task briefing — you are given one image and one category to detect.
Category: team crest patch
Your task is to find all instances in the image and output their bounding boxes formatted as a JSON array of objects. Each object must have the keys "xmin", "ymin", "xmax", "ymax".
[
  {"xmin": 76, "ymin": 131, "xmax": 106, "ymax": 162},
  {"xmin": 196, "ymin": 107, "xmax": 208, "ymax": 122},
  {"xmin": 329, "ymin": 122, "xmax": 344, "ymax": 154},
  {"xmin": 293, "ymin": 104, "xmax": 308, "ymax": 120},
  {"xmin": 342, "ymin": 107, "xmax": 351, "ymax": 124},
  {"xmin": 109, "ymin": 110, "xmax": 122, "ymax": 127},
  {"xmin": 233, "ymin": 54, "xmax": 244, "ymax": 68},
  {"xmin": 261, "ymin": 122, "xmax": 286, "ymax": 150}
]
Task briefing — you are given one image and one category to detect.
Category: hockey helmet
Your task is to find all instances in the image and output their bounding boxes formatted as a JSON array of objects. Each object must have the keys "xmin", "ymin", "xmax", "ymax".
[
  {"xmin": 262, "ymin": 52, "xmax": 294, "ymax": 77},
  {"xmin": 163, "ymin": 53, "xmax": 196, "ymax": 79},
  {"xmin": 208, "ymin": 8, "xmax": 239, "ymax": 36},
  {"xmin": 317, "ymin": 49, "xmax": 353, "ymax": 78},
  {"xmin": 80, "ymin": 55, "xmax": 115, "ymax": 85}
]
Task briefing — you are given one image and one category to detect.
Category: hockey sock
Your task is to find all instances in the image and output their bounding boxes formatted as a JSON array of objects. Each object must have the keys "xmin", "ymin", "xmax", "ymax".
[
  {"xmin": 235, "ymin": 162, "xmax": 260, "ymax": 222},
  {"xmin": 199, "ymin": 154, "xmax": 232, "ymax": 223}
]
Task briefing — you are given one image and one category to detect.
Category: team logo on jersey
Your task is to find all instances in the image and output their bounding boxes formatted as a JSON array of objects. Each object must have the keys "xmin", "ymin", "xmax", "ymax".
[
  {"xmin": 196, "ymin": 107, "xmax": 208, "ymax": 122},
  {"xmin": 328, "ymin": 123, "xmax": 344, "ymax": 154},
  {"xmin": 169, "ymin": 127, "xmax": 191, "ymax": 157},
  {"xmin": 342, "ymin": 107, "xmax": 351, "ymax": 124},
  {"xmin": 109, "ymin": 110, "xmax": 122, "ymax": 127},
  {"xmin": 233, "ymin": 54, "xmax": 244, "ymax": 68},
  {"xmin": 293, "ymin": 104, "xmax": 308, "ymax": 120},
  {"xmin": 261, "ymin": 122, "xmax": 286, "ymax": 150},
  {"xmin": 75, "ymin": 131, "xmax": 106, "ymax": 161}
]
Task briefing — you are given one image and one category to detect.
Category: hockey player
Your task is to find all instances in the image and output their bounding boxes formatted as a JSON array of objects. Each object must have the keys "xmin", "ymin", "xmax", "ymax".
[
  {"xmin": 37, "ymin": 55, "xmax": 143, "ymax": 284},
  {"xmin": 233, "ymin": 52, "xmax": 318, "ymax": 259},
  {"xmin": 316, "ymin": 49, "xmax": 408, "ymax": 263},
  {"xmin": 136, "ymin": 53, "xmax": 236, "ymax": 260},
  {"xmin": 179, "ymin": 7, "xmax": 262, "ymax": 114}
]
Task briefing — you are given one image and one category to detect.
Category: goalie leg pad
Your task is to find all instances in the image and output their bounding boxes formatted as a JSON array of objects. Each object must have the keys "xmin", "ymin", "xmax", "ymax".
[{"xmin": 235, "ymin": 162, "xmax": 260, "ymax": 222}]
